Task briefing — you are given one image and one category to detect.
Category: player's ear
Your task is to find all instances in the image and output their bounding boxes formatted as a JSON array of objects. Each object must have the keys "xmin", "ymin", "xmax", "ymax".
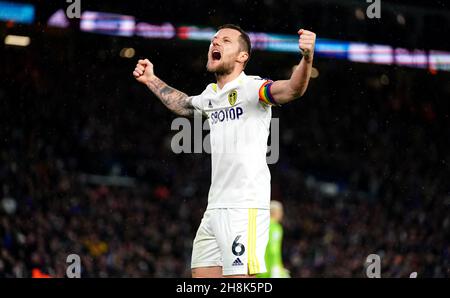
[{"xmin": 237, "ymin": 51, "xmax": 249, "ymax": 65}]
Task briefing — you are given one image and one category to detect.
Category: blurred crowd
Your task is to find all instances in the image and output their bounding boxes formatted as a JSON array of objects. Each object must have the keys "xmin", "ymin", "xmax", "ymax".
[{"xmin": 0, "ymin": 31, "xmax": 449, "ymax": 277}]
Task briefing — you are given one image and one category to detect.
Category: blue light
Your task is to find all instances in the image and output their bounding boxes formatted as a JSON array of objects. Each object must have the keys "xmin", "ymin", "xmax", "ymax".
[{"xmin": 0, "ymin": 1, "xmax": 34, "ymax": 24}]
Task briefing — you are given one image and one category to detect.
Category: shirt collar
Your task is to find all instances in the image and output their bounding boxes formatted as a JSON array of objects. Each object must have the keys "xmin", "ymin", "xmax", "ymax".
[{"xmin": 216, "ymin": 71, "xmax": 246, "ymax": 92}]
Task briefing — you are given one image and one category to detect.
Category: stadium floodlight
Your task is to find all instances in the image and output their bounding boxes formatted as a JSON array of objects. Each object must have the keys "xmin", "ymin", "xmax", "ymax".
[
  {"xmin": 120, "ymin": 48, "xmax": 136, "ymax": 58},
  {"xmin": 4, "ymin": 34, "xmax": 30, "ymax": 46},
  {"xmin": 80, "ymin": 11, "xmax": 135, "ymax": 37}
]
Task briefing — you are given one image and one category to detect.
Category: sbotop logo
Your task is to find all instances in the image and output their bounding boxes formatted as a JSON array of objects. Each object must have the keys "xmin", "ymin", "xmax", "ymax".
[
  {"xmin": 209, "ymin": 105, "xmax": 244, "ymax": 125},
  {"xmin": 170, "ymin": 115, "xmax": 280, "ymax": 164}
]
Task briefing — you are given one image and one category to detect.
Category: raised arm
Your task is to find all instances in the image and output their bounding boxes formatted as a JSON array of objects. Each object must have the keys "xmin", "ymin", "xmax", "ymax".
[
  {"xmin": 269, "ymin": 29, "xmax": 316, "ymax": 105},
  {"xmin": 133, "ymin": 59, "xmax": 195, "ymax": 117}
]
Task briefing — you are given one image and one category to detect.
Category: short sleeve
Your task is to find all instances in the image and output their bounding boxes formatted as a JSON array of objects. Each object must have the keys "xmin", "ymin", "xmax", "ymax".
[
  {"xmin": 190, "ymin": 85, "xmax": 210, "ymax": 113},
  {"xmin": 191, "ymin": 93, "xmax": 204, "ymax": 113}
]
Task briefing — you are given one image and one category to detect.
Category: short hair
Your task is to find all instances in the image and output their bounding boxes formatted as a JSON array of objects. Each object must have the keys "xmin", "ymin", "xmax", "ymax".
[
  {"xmin": 218, "ymin": 24, "xmax": 251, "ymax": 67},
  {"xmin": 270, "ymin": 200, "xmax": 283, "ymax": 212}
]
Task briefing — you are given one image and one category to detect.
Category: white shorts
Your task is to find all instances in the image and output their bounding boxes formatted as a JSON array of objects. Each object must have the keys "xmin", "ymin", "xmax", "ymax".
[{"xmin": 191, "ymin": 208, "xmax": 270, "ymax": 276}]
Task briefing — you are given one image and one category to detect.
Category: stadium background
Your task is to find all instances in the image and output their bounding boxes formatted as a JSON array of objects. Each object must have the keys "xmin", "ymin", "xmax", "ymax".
[{"xmin": 0, "ymin": 0, "xmax": 449, "ymax": 277}]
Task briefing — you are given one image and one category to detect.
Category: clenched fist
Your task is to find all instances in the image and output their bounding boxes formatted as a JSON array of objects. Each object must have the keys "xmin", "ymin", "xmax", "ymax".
[
  {"xmin": 133, "ymin": 59, "xmax": 155, "ymax": 85},
  {"xmin": 298, "ymin": 29, "xmax": 316, "ymax": 62}
]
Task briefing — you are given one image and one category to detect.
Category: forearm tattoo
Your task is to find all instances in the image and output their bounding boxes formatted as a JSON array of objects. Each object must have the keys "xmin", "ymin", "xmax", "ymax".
[{"xmin": 146, "ymin": 76, "xmax": 194, "ymax": 117}]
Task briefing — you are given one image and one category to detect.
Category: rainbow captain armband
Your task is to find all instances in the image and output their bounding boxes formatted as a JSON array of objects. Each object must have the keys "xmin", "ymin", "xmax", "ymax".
[{"xmin": 258, "ymin": 80, "xmax": 278, "ymax": 106}]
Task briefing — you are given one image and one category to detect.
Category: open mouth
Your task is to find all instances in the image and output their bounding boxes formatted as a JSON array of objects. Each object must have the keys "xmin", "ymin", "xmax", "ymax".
[{"xmin": 212, "ymin": 50, "xmax": 221, "ymax": 61}]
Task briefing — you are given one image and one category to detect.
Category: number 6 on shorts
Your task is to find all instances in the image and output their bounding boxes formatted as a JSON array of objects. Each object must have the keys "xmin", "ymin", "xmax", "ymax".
[{"xmin": 232, "ymin": 235, "xmax": 245, "ymax": 256}]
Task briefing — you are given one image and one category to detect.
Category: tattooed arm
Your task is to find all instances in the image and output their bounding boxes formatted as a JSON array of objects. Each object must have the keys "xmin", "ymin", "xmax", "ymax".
[
  {"xmin": 146, "ymin": 76, "xmax": 195, "ymax": 117},
  {"xmin": 133, "ymin": 59, "xmax": 195, "ymax": 117}
]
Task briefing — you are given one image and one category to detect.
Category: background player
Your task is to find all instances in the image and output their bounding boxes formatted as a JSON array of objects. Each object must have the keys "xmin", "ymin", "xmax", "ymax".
[
  {"xmin": 133, "ymin": 24, "xmax": 316, "ymax": 278},
  {"xmin": 257, "ymin": 200, "xmax": 290, "ymax": 278}
]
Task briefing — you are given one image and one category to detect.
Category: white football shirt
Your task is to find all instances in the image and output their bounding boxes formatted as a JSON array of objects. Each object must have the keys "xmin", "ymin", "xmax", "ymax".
[{"xmin": 191, "ymin": 71, "xmax": 275, "ymax": 210}]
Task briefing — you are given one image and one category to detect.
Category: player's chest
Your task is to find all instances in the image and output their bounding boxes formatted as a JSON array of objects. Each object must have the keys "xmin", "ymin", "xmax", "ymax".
[
  {"xmin": 205, "ymin": 87, "xmax": 246, "ymax": 109},
  {"xmin": 204, "ymin": 88, "xmax": 248, "ymax": 126}
]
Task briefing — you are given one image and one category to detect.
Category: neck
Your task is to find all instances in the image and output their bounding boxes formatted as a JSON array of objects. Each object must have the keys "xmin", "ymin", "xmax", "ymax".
[{"xmin": 215, "ymin": 68, "xmax": 243, "ymax": 89}]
